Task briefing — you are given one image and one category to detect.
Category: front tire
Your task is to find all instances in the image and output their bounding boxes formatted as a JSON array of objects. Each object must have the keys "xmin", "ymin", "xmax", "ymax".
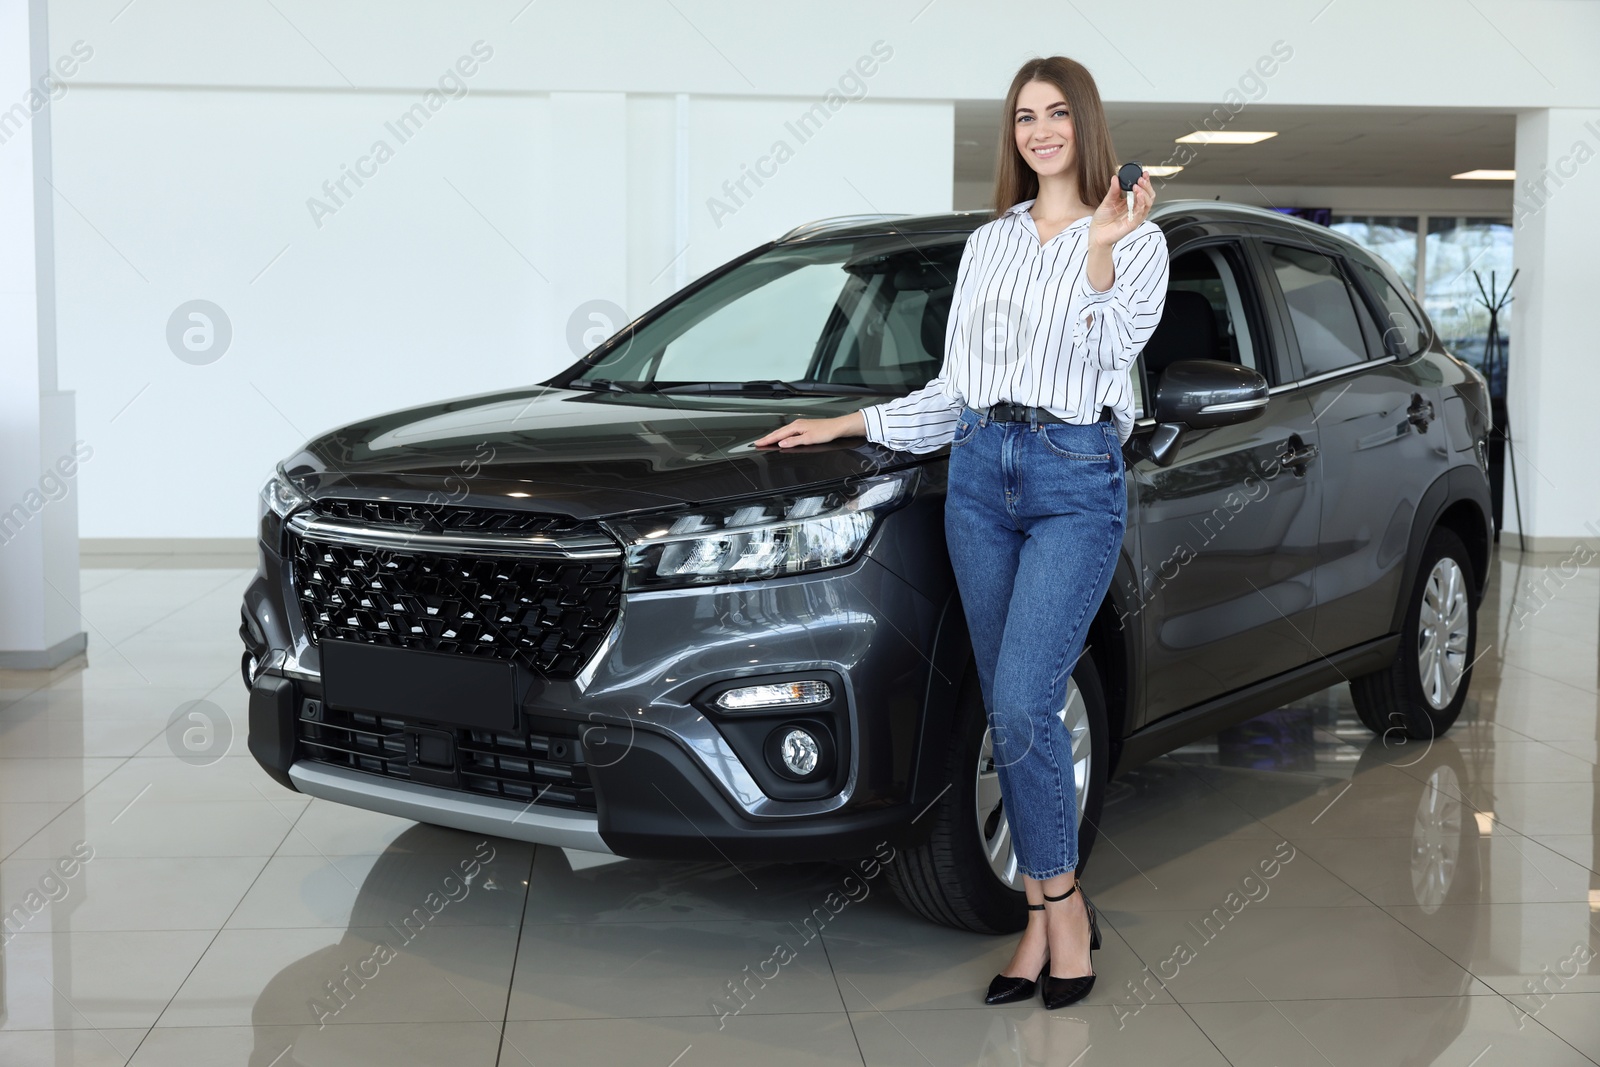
[
  {"xmin": 1350, "ymin": 527, "xmax": 1477, "ymax": 741},
  {"xmin": 886, "ymin": 656, "xmax": 1109, "ymax": 933}
]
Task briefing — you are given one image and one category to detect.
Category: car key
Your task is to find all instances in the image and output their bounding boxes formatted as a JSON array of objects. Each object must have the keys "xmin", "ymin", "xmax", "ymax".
[{"xmin": 1118, "ymin": 161, "xmax": 1144, "ymax": 222}]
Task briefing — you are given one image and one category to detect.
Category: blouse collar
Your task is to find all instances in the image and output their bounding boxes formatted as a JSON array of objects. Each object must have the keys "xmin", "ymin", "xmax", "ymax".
[{"xmin": 1005, "ymin": 198, "xmax": 1093, "ymax": 223}]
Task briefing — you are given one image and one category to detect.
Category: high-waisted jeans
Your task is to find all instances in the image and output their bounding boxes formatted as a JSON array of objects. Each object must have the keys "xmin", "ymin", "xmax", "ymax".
[{"xmin": 943, "ymin": 405, "xmax": 1127, "ymax": 879}]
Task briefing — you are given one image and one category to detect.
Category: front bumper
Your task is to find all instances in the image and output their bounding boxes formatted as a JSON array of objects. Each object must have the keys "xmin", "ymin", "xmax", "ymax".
[
  {"xmin": 290, "ymin": 760, "xmax": 610, "ymax": 851},
  {"xmin": 241, "ymin": 519, "xmax": 950, "ymax": 863}
]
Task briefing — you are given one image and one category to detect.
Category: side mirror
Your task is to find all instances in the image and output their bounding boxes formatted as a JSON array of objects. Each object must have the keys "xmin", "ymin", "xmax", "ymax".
[{"xmin": 1131, "ymin": 359, "xmax": 1270, "ymax": 468}]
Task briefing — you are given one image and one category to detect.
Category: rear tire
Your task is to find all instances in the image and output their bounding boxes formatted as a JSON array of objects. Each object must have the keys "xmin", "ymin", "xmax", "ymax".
[
  {"xmin": 886, "ymin": 656, "xmax": 1109, "ymax": 934},
  {"xmin": 1350, "ymin": 527, "xmax": 1476, "ymax": 741}
]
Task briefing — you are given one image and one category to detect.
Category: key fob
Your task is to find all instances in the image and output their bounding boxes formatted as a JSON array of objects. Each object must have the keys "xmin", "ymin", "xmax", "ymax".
[{"xmin": 1118, "ymin": 161, "xmax": 1144, "ymax": 221}]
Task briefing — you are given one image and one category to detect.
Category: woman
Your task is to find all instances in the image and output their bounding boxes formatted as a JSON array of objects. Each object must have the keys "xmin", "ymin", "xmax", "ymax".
[{"xmin": 754, "ymin": 56, "xmax": 1167, "ymax": 1009}]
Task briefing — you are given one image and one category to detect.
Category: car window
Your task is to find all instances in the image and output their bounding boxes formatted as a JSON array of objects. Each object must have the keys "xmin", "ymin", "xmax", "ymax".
[
  {"xmin": 1352, "ymin": 259, "xmax": 1426, "ymax": 357},
  {"xmin": 1265, "ymin": 242, "xmax": 1370, "ymax": 378},
  {"xmin": 1169, "ymin": 244, "xmax": 1259, "ymax": 372},
  {"xmin": 1139, "ymin": 240, "xmax": 1263, "ymax": 396},
  {"xmin": 656, "ymin": 263, "xmax": 839, "ymax": 381},
  {"xmin": 576, "ymin": 234, "xmax": 961, "ymax": 392},
  {"xmin": 812, "ymin": 255, "xmax": 952, "ymax": 389}
]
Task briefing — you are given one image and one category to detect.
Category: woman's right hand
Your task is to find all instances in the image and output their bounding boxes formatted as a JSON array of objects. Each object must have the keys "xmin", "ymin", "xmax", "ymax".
[{"xmin": 753, "ymin": 411, "xmax": 866, "ymax": 449}]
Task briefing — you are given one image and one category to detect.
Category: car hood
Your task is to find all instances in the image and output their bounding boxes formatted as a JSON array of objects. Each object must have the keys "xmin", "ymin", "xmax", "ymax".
[{"xmin": 282, "ymin": 385, "xmax": 919, "ymax": 520}]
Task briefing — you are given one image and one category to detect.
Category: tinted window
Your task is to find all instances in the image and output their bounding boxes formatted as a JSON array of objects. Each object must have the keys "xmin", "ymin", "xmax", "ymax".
[
  {"xmin": 1352, "ymin": 260, "xmax": 1425, "ymax": 356},
  {"xmin": 1265, "ymin": 243, "xmax": 1369, "ymax": 378}
]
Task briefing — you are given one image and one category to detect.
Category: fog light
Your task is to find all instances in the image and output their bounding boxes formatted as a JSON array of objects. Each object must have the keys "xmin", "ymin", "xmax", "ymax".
[
  {"xmin": 715, "ymin": 680, "xmax": 832, "ymax": 711},
  {"xmin": 779, "ymin": 728, "xmax": 820, "ymax": 776}
]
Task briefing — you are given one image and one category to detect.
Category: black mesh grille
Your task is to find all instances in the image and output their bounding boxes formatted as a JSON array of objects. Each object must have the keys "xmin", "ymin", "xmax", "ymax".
[
  {"xmin": 287, "ymin": 505, "xmax": 622, "ymax": 679},
  {"xmin": 298, "ymin": 706, "xmax": 596, "ymax": 811}
]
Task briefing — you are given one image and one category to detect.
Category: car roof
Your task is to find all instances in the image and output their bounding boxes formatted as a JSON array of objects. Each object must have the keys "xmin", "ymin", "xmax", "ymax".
[{"xmin": 777, "ymin": 199, "xmax": 1365, "ymax": 255}]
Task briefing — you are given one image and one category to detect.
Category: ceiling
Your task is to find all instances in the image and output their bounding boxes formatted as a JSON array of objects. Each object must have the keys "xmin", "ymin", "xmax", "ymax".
[{"xmin": 953, "ymin": 102, "xmax": 1517, "ymax": 190}]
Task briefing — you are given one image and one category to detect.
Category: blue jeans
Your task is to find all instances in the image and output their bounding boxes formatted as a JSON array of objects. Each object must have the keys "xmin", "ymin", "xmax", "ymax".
[{"xmin": 943, "ymin": 405, "xmax": 1127, "ymax": 879}]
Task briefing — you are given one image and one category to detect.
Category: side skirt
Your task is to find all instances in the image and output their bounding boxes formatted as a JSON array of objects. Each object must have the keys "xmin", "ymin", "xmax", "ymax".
[{"xmin": 1114, "ymin": 633, "xmax": 1403, "ymax": 774}]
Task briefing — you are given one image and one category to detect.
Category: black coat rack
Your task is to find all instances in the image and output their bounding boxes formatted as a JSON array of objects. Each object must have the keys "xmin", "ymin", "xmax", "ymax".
[{"xmin": 1472, "ymin": 268, "xmax": 1522, "ymax": 551}]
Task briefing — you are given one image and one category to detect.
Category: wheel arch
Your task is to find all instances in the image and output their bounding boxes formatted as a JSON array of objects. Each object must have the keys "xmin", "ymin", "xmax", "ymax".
[
  {"xmin": 1390, "ymin": 464, "xmax": 1494, "ymax": 636},
  {"xmin": 1092, "ymin": 547, "xmax": 1141, "ymax": 779},
  {"xmin": 905, "ymin": 589, "xmax": 974, "ymax": 846}
]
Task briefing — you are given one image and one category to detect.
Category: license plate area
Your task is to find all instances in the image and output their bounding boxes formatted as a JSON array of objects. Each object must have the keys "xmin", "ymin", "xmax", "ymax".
[{"xmin": 319, "ymin": 639, "xmax": 517, "ymax": 732}]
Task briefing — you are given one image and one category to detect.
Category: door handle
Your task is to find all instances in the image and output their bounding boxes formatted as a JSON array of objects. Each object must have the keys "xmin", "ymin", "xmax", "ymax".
[
  {"xmin": 1278, "ymin": 433, "xmax": 1318, "ymax": 476},
  {"xmin": 1406, "ymin": 393, "xmax": 1435, "ymax": 431}
]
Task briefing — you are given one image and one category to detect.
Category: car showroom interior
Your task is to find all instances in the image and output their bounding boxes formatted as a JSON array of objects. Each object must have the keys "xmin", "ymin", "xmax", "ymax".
[{"xmin": 1, "ymin": 1, "xmax": 1597, "ymax": 1064}]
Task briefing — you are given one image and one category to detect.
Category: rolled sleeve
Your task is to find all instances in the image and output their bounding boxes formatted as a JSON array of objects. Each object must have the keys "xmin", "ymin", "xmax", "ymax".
[
  {"xmin": 859, "ymin": 378, "xmax": 963, "ymax": 454},
  {"xmin": 1071, "ymin": 224, "xmax": 1170, "ymax": 372},
  {"xmin": 860, "ymin": 402, "xmax": 890, "ymax": 445}
]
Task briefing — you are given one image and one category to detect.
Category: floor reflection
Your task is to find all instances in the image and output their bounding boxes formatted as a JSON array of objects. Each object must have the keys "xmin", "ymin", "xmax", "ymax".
[{"xmin": 0, "ymin": 544, "xmax": 1592, "ymax": 1065}]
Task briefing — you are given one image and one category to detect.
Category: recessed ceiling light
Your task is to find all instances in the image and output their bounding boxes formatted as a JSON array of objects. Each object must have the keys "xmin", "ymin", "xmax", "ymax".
[
  {"xmin": 1451, "ymin": 169, "xmax": 1515, "ymax": 180},
  {"xmin": 1175, "ymin": 131, "xmax": 1278, "ymax": 145},
  {"xmin": 1145, "ymin": 165, "xmax": 1184, "ymax": 177}
]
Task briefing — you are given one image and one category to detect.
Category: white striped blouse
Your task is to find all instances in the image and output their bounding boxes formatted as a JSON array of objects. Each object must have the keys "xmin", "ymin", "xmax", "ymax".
[{"xmin": 859, "ymin": 200, "xmax": 1169, "ymax": 452}]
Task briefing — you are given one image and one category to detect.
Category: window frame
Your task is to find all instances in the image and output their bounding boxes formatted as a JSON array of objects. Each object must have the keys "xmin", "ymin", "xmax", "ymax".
[{"xmin": 1341, "ymin": 251, "xmax": 1431, "ymax": 359}]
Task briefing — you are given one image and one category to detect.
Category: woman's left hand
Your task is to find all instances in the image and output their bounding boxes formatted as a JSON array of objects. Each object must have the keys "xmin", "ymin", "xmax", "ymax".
[{"xmin": 1087, "ymin": 172, "xmax": 1154, "ymax": 249}]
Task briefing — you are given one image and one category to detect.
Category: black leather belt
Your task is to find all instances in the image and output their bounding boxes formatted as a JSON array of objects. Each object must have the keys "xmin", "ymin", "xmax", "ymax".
[{"xmin": 982, "ymin": 401, "xmax": 1115, "ymax": 425}]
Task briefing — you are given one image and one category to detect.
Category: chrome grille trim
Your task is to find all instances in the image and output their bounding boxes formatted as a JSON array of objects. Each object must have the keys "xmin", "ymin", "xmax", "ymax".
[{"xmin": 286, "ymin": 512, "xmax": 620, "ymax": 560}]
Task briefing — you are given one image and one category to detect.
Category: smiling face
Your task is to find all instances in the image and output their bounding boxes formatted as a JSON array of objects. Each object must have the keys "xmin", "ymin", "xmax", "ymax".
[{"xmin": 1013, "ymin": 78, "xmax": 1077, "ymax": 178}]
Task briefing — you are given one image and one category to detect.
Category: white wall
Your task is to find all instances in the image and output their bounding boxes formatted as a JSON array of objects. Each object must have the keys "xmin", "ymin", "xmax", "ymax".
[
  {"xmin": 49, "ymin": 72, "xmax": 950, "ymax": 538},
  {"xmin": 33, "ymin": 0, "xmax": 1599, "ymax": 539}
]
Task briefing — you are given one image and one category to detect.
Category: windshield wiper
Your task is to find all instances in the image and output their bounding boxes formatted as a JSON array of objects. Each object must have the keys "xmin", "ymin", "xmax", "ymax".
[
  {"xmin": 569, "ymin": 378, "xmax": 651, "ymax": 394},
  {"xmin": 651, "ymin": 379, "xmax": 886, "ymax": 396},
  {"xmin": 652, "ymin": 380, "xmax": 798, "ymax": 396},
  {"xmin": 777, "ymin": 381, "xmax": 887, "ymax": 396}
]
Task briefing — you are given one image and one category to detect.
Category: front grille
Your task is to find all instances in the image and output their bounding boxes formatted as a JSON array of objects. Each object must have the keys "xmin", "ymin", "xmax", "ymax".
[
  {"xmin": 286, "ymin": 503, "xmax": 622, "ymax": 678},
  {"xmin": 298, "ymin": 705, "xmax": 596, "ymax": 811},
  {"xmin": 315, "ymin": 499, "xmax": 591, "ymax": 536}
]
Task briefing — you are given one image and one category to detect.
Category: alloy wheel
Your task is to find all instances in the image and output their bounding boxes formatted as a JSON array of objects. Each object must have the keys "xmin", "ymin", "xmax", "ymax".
[
  {"xmin": 974, "ymin": 682, "xmax": 1092, "ymax": 889},
  {"xmin": 1417, "ymin": 556, "xmax": 1469, "ymax": 710}
]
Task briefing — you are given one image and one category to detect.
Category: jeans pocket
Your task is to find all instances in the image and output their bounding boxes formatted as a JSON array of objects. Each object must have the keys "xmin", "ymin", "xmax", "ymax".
[
  {"xmin": 1039, "ymin": 422, "xmax": 1111, "ymax": 460},
  {"xmin": 949, "ymin": 416, "xmax": 978, "ymax": 448}
]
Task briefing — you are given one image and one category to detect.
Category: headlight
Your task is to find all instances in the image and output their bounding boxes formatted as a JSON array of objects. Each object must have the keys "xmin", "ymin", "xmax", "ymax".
[
  {"xmin": 259, "ymin": 467, "xmax": 309, "ymax": 520},
  {"xmin": 610, "ymin": 470, "xmax": 915, "ymax": 590},
  {"xmin": 257, "ymin": 468, "xmax": 309, "ymax": 550}
]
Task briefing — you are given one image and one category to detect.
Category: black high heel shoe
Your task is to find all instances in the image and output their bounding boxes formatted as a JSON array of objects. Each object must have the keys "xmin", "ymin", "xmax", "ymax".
[
  {"xmin": 984, "ymin": 902, "xmax": 1049, "ymax": 1005},
  {"xmin": 1039, "ymin": 882, "xmax": 1100, "ymax": 1010}
]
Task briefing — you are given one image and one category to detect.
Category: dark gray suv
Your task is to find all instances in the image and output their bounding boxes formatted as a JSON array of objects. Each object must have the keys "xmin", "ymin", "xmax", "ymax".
[{"xmin": 241, "ymin": 200, "xmax": 1494, "ymax": 933}]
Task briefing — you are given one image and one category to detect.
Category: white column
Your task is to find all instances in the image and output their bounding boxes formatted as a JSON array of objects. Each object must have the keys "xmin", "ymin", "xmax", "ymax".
[
  {"xmin": 1507, "ymin": 107, "xmax": 1600, "ymax": 552},
  {"xmin": 0, "ymin": 0, "xmax": 84, "ymax": 668}
]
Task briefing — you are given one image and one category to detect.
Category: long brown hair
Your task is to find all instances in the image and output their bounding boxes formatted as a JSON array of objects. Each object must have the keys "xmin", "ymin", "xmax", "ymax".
[{"xmin": 991, "ymin": 57, "xmax": 1117, "ymax": 219}]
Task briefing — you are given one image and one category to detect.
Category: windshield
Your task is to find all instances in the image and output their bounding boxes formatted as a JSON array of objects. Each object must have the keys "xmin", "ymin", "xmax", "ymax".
[{"xmin": 564, "ymin": 233, "xmax": 966, "ymax": 395}]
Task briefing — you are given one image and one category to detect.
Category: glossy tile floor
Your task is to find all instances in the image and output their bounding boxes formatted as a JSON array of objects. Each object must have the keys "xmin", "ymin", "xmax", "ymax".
[{"xmin": 0, "ymin": 542, "xmax": 1595, "ymax": 1066}]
